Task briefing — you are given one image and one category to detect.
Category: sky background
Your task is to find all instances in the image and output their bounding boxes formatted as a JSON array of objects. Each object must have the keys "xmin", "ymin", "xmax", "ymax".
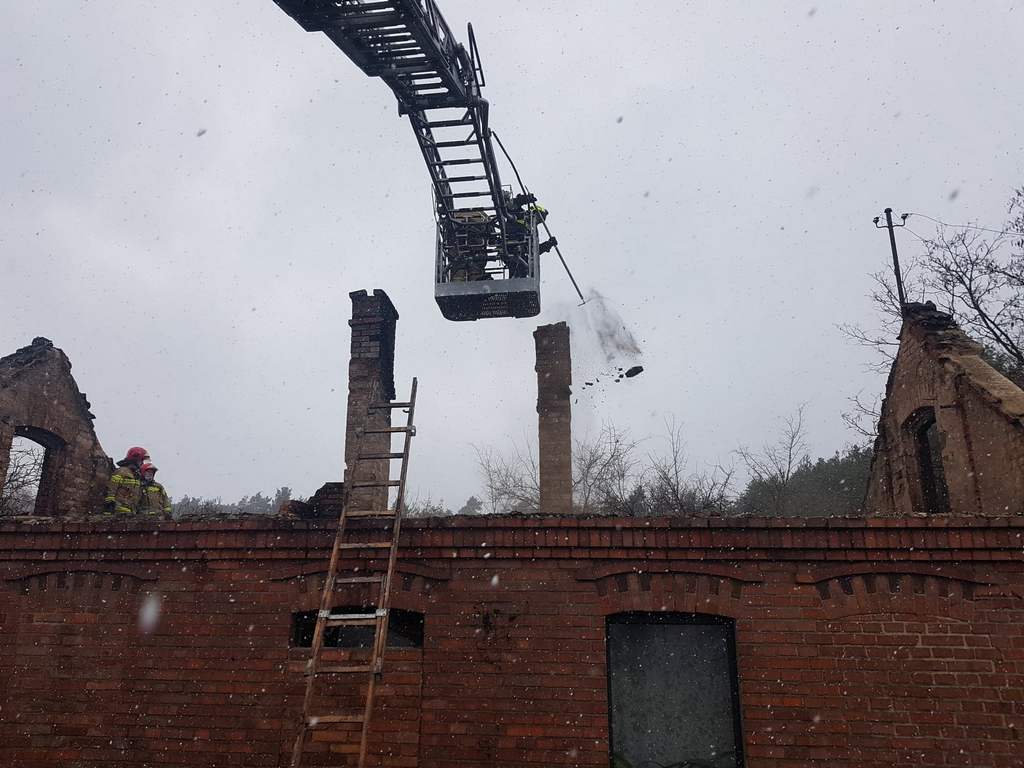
[{"xmin": 2, "ymin": 1, "xmax": 1022, "ymax": 508}]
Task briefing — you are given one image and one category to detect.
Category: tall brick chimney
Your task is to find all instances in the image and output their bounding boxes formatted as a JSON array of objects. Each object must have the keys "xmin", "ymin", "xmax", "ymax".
[
  {"xmin": 345, "ymin": 290, "xmax": 398, "ymax": 512},
  {"xmin": 534, "ymin": 322, "xmax": 573, "ymax": 515}
]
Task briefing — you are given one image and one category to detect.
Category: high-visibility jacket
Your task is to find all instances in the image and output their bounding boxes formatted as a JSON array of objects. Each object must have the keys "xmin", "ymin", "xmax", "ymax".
[
  {"xmin": 104, "ymin": 466, "xmax": 142, "ymax": 515},
  {"xmin": 140, "ymin": 481, "xmax": 171, "ymax": 518},
  {"xmin": 515, "ymin": 203, "xmax": 546, "ymax": 227}
]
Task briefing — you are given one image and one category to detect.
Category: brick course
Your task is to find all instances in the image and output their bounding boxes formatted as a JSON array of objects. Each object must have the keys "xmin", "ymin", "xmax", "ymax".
[{"xmin": 2, "ymin": 514, "xmax": 1022, "ymax": 767}]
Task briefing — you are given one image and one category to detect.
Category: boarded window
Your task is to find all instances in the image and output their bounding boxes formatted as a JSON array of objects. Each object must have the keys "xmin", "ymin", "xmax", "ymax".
[
  {"xmin": 607, "ymin": 612, "xmax": 744, "ymax": 768},
  {"xmin": 291, "ymin": 607, "xmax": 423, "ymax": 649}
]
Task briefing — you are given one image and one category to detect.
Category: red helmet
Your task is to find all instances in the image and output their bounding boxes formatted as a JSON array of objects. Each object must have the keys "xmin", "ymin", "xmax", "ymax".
[
  {"xmin": 123, "ymin": 447, "xmax": 150, "ymax": 464},
  {"xmin": 140, "ymin": 463, "xmax": 158, "ymax": 475}
]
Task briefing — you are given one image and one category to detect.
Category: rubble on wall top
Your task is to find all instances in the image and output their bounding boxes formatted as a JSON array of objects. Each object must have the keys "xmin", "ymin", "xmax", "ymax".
[
  {"xmin": 900, "ymin": 302, "xmax": 1024, "ymax": 423},
  {"xmin": 0, "ymin": 337, "xmax": 97, "ymax": 421},
  {"xmin": 0, "ymin": 337, "xmax": 57, "ymax": 367}
]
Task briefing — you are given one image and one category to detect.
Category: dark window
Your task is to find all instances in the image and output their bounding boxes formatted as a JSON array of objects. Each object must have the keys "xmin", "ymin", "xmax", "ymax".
[
  {"xmin": 908, "ymin": 408, "xmax": 950, "ymax": 514},
  {"xmin": 291, "ymin": 607, "xmax": 423, "ymax": 649},
  {"xmin": 607, "ymin": 612, "xmax": 744, "ymax": 768}
]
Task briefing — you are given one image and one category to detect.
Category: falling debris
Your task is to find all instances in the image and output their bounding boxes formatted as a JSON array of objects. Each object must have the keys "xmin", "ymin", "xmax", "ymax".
[
  {"xmin": 196, "ymin": 128, "xmax": 207, "ymax": 137},
  {"xmin": 624, "ymin": 365, "xmax": 644, "ymax": 378},
  {"xmin": 583, "ymin": 290, "xmax": 643, "ymax": 362}
]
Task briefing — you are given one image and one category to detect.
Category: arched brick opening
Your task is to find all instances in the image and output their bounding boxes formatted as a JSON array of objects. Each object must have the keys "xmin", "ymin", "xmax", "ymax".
[
  {"xmin": 1, "ymin": 436, "xmax": 43, "ymax": 516},
  {"xmin": 15, "ymin": 427, "xmax": 65, "ymax": 517}
]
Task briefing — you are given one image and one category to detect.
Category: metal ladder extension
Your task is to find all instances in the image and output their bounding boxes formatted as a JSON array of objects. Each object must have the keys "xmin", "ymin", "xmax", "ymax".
[
  {"xmin": 270, "ymin": 0, "xmax": 515, "ymax": 271},
  {"xmin": 290, "ymin": 377, "xmax": 418, "ymax": 768}
]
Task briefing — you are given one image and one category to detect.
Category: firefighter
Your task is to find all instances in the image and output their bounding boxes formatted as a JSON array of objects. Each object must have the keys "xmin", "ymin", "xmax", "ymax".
[
  {"xmin": 103, "ymin": 446, "xmax": 149, "ymax": 515},
  {"xmin": 139, "ymin": 463, "xmax": 172, "ymax": 519},
  {"xmin": 505, "ymin": 193, "xmax": 557, "ymax": 276}
]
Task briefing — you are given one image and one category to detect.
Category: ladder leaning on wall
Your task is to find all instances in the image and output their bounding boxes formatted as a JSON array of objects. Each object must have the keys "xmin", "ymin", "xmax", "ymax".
[{"xmin": 290, "ymin": 378, "xmax": 418, "ymax": 768}]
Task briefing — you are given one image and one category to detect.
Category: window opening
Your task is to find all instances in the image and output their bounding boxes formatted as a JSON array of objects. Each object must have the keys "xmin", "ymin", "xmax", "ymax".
[
  {"xmin": 607, "ymin": 612, "xmax": 744, "ymax": 768},
  {"xmin": 909, "ymin": 409, "xmax": 950, "ymax": 514},
  {"xmin": 1, "ymin": 435, "xmax": 46, "ymax": 516},
  {"xmin": 291, "ymin": 607, "xmax": 423, "ymax": 649}
]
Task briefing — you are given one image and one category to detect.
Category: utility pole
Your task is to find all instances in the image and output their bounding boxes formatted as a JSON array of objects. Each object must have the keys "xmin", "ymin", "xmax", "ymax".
[{"xmin": 874, "ymin": 207, "xmax": 909, "ymax": 311}]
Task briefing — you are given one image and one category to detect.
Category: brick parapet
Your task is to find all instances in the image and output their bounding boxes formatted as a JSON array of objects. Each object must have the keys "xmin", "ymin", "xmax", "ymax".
[{"xmin": 2, "ymin": 515, "xmax": 1023, "ymax": 564}]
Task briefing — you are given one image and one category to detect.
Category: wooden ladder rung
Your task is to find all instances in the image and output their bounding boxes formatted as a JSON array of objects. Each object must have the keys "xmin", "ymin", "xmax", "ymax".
[
  {"xmin": 368, "ymin": 401, "xmax": 411, "ymax": 409},
  {"xmin": 345, "ymin": 510, "xmax": 396, "ymax": 519},
  {"xmin": 334, "ymin": 574, "xmax": 384, "ymax": 584},
  {"xmin": 324, "ymin": 616, "xmax": 378, "ymax": 628},
  {"xmin": 308, "ymin": 713, "xmax": 364, "ymax": 726},
  {"xmin": 351, "ymin": 480, "xmax": 401, "ymax": 488},
  {"xmin": 310, "ymin": 664, "xmax": 375, "ymax": 675},
  {"xmin": 338, "ymin": 542, "xmax": 392, "ymax": 550},
  {"xmin": 357, "ymin": 452, "xmax": 404, "ymax": 460},
  {"xmin": 362, "ymin": 426, "xmax": 415, "ymax": 434}
]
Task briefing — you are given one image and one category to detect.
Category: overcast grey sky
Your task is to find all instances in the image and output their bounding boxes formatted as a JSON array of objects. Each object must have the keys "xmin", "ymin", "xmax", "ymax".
[{"xmin": 2, "ymin": 1, "xmax": 1022, "ymax": 508}]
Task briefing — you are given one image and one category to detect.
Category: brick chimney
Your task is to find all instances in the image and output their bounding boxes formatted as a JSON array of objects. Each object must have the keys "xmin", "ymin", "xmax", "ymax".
[
  {"xmin": 534, "ymin": 322, "xmax": 573, "ymax": 514},
  {"xmin": 345, "ymin": 290, "xmax": 398, "ymax": 512}
]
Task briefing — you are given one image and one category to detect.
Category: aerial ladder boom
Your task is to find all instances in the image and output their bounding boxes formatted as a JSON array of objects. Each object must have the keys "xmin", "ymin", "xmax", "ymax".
[{"xmin": 272, "ymin": 0, "xmax": 541, "ymax": 320}]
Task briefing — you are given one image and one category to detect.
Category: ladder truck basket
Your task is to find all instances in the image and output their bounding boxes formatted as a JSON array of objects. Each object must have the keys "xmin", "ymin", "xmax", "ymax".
[{"xmin": 434, "ymin": 207, "xmax": 540, "ymax": 321}]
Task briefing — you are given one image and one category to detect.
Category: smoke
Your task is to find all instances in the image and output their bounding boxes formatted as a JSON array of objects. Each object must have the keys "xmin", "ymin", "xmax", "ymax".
[{"xmin": 580, "ymin": 290, "xmax": 643, "ymax": 363}]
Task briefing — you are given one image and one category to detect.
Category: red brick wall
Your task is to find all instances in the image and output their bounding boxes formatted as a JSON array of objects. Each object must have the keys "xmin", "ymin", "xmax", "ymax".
[{"xmin": 2, "ymin": 515, "xmax": 1023, "ymax": 767}]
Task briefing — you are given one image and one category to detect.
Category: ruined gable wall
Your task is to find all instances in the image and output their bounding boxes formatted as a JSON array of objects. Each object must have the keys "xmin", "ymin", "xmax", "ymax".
[
  {"xmin": 0, "ymin": 339, "xmax": 110, "ymax": 516},
  {"xmin": 866, "ymin": 305, "xmax": 1024, "ymax": 517},
  {"xmin": 2, "ymin": 515, "xmax": 1023, "ymax": 768}
]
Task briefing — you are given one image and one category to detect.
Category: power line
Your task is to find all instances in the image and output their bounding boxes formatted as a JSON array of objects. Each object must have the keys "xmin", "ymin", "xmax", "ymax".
[
  {"xmin": 905, "ymin": 212, "xmax": 1024, "ymax": 238},
  {"xmin": 903, "ymin": 226, "xmax": 931, "ymax": 245}
]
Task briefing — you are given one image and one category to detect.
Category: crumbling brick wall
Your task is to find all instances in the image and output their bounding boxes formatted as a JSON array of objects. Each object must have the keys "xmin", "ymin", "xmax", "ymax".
[
  {"xmin": 2, "ymin": 515, "xmax": 1022, "ymax": 767},
  {"xmin": 0, "ymin": 338, "xmax": 110, "ymax": 516},
  {"xmin": 867, "ymin": 303, "xmax": 1024, "ymax": 516}
]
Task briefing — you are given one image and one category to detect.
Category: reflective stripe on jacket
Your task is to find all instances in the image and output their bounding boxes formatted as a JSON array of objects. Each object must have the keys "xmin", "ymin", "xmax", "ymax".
[
  {"xmin": 140, "ymin": 482, "xmax": 171, "ymax": 517},
  {"xmin": 516, "ymin": 203, "xmax": 546, "ymax": 227},
  {"xmin": 104, "ymin": 466, "xmax": 142, "ymax": 515}
]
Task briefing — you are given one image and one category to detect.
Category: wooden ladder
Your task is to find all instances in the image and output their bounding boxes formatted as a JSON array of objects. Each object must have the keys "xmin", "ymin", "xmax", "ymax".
[{"xmin": 290, "ymin": 377, "xmax": 418, "ymax": 768}]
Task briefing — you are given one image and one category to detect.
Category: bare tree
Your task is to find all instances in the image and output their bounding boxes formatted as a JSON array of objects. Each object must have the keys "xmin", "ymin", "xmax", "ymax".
[
  {"xmin": 841, "ymin": 189, "xmax": 1024, "ymax": 385},
  {"xmin": 647, "ymin": 419, "xmax": 734, "ymax": 515},
  {"xmin": 0, "ymin": 440, "xmax": 45, "ymax": 516},
  {"xmin": 474, "ymin": 442, "xmax": 540, "ymax": 514},
  {"xmin": 475, "ymin": 426, "xmax": 644, "ymax": 515},
  {"xmin": 734, "ymin": 405, "xmax": 809, "ymax": 516},
  {"xmin": 404, "ymin": 495, "xmax": 454, "ymax": 517},
  {"xmin": 573, "ymin": 425, "xmax": 645, "ymax": 515},
  {"xmin": 840, "ymin": 391, "xmax": 882, "ymax": 441},
  {"xmin": 476, "ymin": 422, "xmax": 735, "ymax": 517}
]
